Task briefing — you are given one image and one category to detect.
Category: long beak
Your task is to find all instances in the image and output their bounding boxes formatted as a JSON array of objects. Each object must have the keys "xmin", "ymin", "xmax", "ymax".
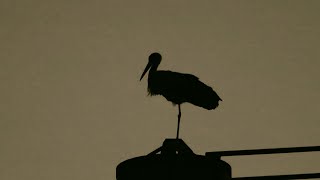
[{"xmin": 140, "ymin": 62, "xmax": 152, "ymax": 81}]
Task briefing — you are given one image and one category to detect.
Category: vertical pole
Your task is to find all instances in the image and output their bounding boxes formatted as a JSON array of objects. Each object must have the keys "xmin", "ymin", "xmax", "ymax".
[{"xmin": 176, "ymin": 104, "xmax": 181, "ymax": 139}]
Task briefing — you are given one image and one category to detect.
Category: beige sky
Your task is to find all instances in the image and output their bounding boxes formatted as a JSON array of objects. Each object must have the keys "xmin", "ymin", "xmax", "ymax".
[{"xmin": 1, "ymin": 0, "xmax": 320, "ymax": 179}]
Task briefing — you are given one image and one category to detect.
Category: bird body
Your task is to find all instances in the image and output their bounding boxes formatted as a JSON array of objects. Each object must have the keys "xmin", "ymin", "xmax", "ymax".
[
  {"xmin": 147, "ymin": 70, "xmax": 221, "ymax": 110},
  {"xmin": 140, "ymin": 52, "xmax": 222, "ymax": 138}
]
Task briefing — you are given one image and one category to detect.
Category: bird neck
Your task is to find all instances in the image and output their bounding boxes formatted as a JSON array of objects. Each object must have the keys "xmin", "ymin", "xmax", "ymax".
[
  {"xmin": 150, "ymin": 64, "xmax": 159, "ymax": 73},
  {"xmin": 147, "ymin": 65, "xmax": 158, "ymax": 79}
]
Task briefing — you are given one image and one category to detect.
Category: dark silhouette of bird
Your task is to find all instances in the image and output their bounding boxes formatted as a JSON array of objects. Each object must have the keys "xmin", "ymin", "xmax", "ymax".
[{"xmin": 140, "ymin": 52, "xmax": 222, "ymax": 139}]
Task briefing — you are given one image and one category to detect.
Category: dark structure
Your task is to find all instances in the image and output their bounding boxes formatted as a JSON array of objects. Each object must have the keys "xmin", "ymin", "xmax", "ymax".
[
  {"xmin": 140, "ymin": 53, "xmax": 222, "ymax": 138},
  {"xmin": 116, "ymin": 139, "xmax": 232, "ymax": 180},
  {"xmin": 116, "ymin": 139, "xmax": 320, "ymax": 180}
]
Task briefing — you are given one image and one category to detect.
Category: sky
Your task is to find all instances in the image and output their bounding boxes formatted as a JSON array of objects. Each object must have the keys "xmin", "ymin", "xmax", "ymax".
[{"xmin": 1, "ymin": 0, "xmax": 320, "ymax": 179}]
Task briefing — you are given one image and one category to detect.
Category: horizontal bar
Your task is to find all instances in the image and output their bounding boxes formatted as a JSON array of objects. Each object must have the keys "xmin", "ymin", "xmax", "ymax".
[
  {"xmin": 206, "ymin": 146, "xmax": 320, "ymax": 157},
  {"xmin": 233, "ymin": 173, "xmax": 320, "ymax": 179}
]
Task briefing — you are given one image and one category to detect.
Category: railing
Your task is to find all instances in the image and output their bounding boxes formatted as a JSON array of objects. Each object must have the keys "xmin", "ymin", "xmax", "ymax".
[
  {"xmin": 206, "ymin": 146, "xmax": 320, "ymax": 180},
  {"xmin": 233, "ymin": 173, "xmax": 320, "ymax": 180}
]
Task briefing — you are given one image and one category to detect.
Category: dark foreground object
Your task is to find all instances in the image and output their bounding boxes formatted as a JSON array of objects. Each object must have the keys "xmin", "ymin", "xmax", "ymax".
[{"xmin": 116, "ymin": 139, "xmax": 231, "ymax": 180}]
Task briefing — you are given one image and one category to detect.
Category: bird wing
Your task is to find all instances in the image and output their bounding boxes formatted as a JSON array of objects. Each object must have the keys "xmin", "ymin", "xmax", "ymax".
[{"xmin": 150, "ymin": 70, "xmax": 221, "ymax": 109}]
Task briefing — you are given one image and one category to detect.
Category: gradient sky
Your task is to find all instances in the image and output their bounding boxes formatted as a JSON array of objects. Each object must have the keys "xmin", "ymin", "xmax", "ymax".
[{"xmin": 1, "ymin": 0, "xmax": 320, "ymax": 179}]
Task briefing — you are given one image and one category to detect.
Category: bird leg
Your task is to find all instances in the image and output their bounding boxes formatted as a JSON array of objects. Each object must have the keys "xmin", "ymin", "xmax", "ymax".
[{"xmin": 176, "ymin": 104, "xmax": 181, "ymax": 139}]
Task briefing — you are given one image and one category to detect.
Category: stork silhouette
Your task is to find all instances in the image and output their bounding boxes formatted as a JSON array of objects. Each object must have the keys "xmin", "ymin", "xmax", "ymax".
[{"xmin": 140, "ymin": 53, "xmax": 222, "ymax": 139}]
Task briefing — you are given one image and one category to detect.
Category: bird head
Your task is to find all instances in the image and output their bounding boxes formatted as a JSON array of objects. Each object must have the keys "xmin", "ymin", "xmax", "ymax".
[{"xmin": 140, "ymin": 52, "xmax": 162, "ymax": 81}]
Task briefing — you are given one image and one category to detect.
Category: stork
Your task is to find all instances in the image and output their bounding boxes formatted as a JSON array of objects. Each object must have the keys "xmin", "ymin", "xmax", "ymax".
[{"xmin": 140, "ymin": 53, "xmax": 222, "ymax": 139}]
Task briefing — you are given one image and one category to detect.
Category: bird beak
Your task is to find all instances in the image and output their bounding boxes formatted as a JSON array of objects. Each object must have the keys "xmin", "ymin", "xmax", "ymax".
[{"xmin": 140, "ymin": 62, "xmax": 151, "ymax": 81}]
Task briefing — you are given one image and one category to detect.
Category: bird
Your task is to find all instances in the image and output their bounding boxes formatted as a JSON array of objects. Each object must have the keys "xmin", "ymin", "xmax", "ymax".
[{"xmin": 140, "ymin": 52, "xmax": 222, "ymax": 139}]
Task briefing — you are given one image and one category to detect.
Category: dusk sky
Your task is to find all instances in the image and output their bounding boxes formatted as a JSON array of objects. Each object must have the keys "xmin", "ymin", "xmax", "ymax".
[{"xmin": 1, "ymin": 0, "xmax": 320, "ymax": 179}]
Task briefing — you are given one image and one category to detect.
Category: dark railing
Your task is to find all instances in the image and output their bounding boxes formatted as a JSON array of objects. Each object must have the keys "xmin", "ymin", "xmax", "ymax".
[
  {"xmin": 233, "ymin": 173, "xmax": 320, "ymax": 180},
  {"xmin": 206, "ymin": 146, "xmax": 320, "ymax": 180},
  {"xmin": 206, "ymin": 146, "xmax": 320, "ymax": 157}
]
